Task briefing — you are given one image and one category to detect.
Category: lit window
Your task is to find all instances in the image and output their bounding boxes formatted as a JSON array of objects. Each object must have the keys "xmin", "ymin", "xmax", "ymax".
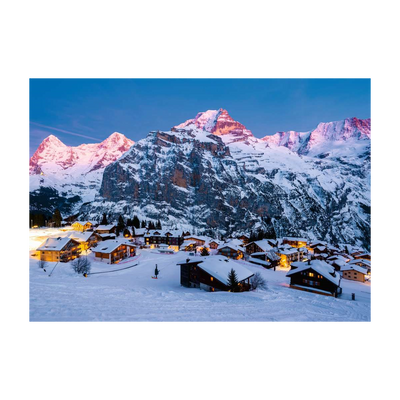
[
  {"xmin": 210, "ymin": 277, "xmax": 214, "ymax": 282},
  {"xmin": 309, "ymin": 272, "xmax": 314, "ymax": 277}
]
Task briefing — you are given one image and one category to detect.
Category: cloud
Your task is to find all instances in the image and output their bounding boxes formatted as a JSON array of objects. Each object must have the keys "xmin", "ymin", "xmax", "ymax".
[{"xmin": 29, "ymin": 122, "xmax": 101, "ymax": 141}]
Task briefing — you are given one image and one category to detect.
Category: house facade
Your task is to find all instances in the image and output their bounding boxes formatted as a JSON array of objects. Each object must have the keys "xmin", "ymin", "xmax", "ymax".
[
  {"xmin": 94, "ymin": 240, "xmax": 136, "ymax": 264},
  {"xmin": 177, "ymin": 256, "xmax": 254, "ymax": 292},
  {"xmin": 341, "ymin": 265, "xmax": 368, "ymax": 282},
  {"xmin": 283, "ymin": 237, "xmax": 308, "ymax": 248},
  {"xmin": 37, "ymin": 237, "xmax": 81, "ymax": 262},
  {"xmin": 71, "ymin": 221, "xmax": 93, "ymax": 232},
  {"xmin": 144, "ymin": 230, "xmax": 184, "ymax": 251},
  {"xmin": 287, "ymin": 260, "xmax": 341, "ymax": 296}
]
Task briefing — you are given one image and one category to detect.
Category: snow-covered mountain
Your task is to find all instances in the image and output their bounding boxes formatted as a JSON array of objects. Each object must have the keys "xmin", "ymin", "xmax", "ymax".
[
  {"xmin": 78, "ymin": 110, "xmax": 370, "ymax": 249},
  {"xmin": 29, "ymin": 132, "xmax": 134, "ymax": 213}
]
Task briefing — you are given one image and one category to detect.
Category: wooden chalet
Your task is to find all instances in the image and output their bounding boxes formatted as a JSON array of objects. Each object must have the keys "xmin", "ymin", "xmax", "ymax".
[
  {"xmin": 177, "ymin": 256, "xmax": 254, "ymax": 292},
  {"xmin": 94, "ymin": 240, "xmax": 136, "ymax": 264},
  {"xmin": 238, "ymin": 235, "xmax": 250, "ymax": 245},
  {"xmin": 144, "ymin": 230, "xmax": 184, "ymax": 251},
  {"xmin": 37, "ymin": 237, "xmax": 81, "ymax": 262},
  {"xmin": 71, "ymin": 221, "xmax": 94, "ymax": 232},
  {"xmin": 287, "ymin": 260, "xmax": 342, "ymax": 297},
  {"xmin": 353, "ymin": 252, "xmax": 371, "ymax": 261},
  {"xmin": 245, "ymin": 239, "xmax": 274, "ymax": 255},
  {"xmin": 209, "ymin": 240, "xmax": 221, "ymax": 250},
  {"xmin": 275, "ymin": 244, "xmax": 306, "ymax": 268},
  {"xmin": 217, "ymin": 239, "xmax": 244, "ymax": 260},
  {"xmin": 65, "ymin": 231, "xmax": 101, "ymax": 252},
  {"xmin": 95, "ymin": 225, "xmax": 116, "ymax": 234},
  {"xmin": 249, "ymin": 250, "xmax": 281, "ymax": 270},
  {"xmin": 283, "ymin": 237, "xmax": 308, "ymax": 248}
]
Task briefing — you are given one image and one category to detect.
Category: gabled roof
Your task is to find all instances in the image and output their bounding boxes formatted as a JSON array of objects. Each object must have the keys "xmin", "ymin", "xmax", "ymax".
[
  {"xmin": 177, "ymin": 256, "xmax": 254, "ymax": 285},
  {"xmin": 95, "ymin": 239, "xmax": 136, "ymax": 254},
  {"xmin": 284, "ymin": 237, "xmax": 308, "ymax": 242},
  {"xmin": 245, "ymin": 239, "xmax": 273, "ymax": 252},
  {"xmin": 37, "ymin": 237, "xmax": 77, "ymax": 251},
  {"xmin": 349, "ymin": 259, "xmax": 371, "ymax": 267},
  {"xmin": 57, "ymin": 231, "xmax": 96, "ymax": 243},
  {"xmin": 96, "ymin": 224, "xmax": 115, "ymax": 231},
  {"xmin": 287, "ymin": 260, "xmax": 341, "ymax": 286},
  {"xmin": 73, "ymin": 220, "xmax": 93, "ymax": 226},
  {"xmin": 341, "ymin": 264, "xmax": 368, "ymax": 274}
]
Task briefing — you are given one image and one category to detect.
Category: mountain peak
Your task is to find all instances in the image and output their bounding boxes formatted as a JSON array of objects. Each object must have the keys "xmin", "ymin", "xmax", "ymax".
[{"xmin": 174, "ymin": 108, "xmax": 255, "ymax": 143}]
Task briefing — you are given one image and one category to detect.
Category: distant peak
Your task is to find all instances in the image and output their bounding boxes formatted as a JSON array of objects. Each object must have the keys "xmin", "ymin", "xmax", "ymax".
[
  {"xmin": 42, "ymin": 134, "xmax": 66, "ymax": 147},
  {"xmin": 101, "ymin": 132, "xmax": 134, "ymax": 146}
]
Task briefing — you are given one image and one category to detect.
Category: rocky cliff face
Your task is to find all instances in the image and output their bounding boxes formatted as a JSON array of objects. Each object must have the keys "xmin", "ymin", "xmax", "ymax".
[{"xmin": 83, "ymin": 110, "xmax": 370, "ymax": 249}]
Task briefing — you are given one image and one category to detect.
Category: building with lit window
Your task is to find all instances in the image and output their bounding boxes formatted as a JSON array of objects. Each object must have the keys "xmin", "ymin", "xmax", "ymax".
[
  {"xmin": 286, "ymin": 260, "xmax": 341, "ymax": 296},
  {"xmin": 177, "ymin": 256, "xmax": 254, "ymax": 292},
  {"xmin": 36, "ymin": 237, "xmax": 81, "ymax": 262}
]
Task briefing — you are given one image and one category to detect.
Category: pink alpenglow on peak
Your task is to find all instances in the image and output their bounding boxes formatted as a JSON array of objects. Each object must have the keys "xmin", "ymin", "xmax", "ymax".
[
  {"xmin": 30, "ymin": 132, "xmax": 134, "ymax": 175},
  {"xmin": 174, "ymin": 108, "xmax": 255, "ymax": 143}
]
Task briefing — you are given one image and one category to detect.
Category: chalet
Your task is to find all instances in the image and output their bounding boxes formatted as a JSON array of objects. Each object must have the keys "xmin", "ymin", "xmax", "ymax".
[
  {"xmin": 132, "ymin": 228, "xmax": 147, "ymax": 242},
  {"xmin": 37, "ymin": 237, "xmax": 81, "ymax": 262},
  {"xmin": 177, "ymin": 256, "xmax": 254, "ymax": 292},
  {"xmin": 353, "ymin": 252, "xmax": 371, "ymax": 261},
  {"xmin": 209, "ymin": 240, "xmax": 222, "ymax": 250},
  {"xmin": 184, "ymin": 236, "xmax": 206, "ymax": 246},
  {"xmin": 217, "ymin": 239, "xmax": 244, "ymax": 260},
  {"xmin": 245, "ymin": 239, "xmax": 274, "ymax": 255},
  {"xmin": 95, "ymin": 225, "xmax": 116, "ymax": 234},
  {"xmin": 312, "ymin": 245, "xmax": 329, "ymax": 260},
  {"xmin": 144, "ymin": 229, "xmax": 184, "ymax": 251},
  {"xmin": 276, "ymin": 244, "xmax": 306, "ymax": 268},
  {"xmin": 341, "ymin": 264, "xmax": 369, "ymax": 282},
  {"xmin": 287, "ymin": 260, "xmax": 341, "ymax": 297},
  {"xmin": 283, "ymin": 237, "xmax": 308, "ymax": 248},
  {"xmin": 238, "ymin": 235, "xmax": 250, "ymax": 245},
  {"xmin": 63, "ymin": 231, "xmax": 101, "ymax": 252},
  {"xmin": 326, "ymin": 255, "xmax": 348, "ymax": 271},
  {"xmin": 94, "ymin": 240, "xmax": 136, "ymax": 264},
  {"xmin": 98, "ymin": 232, "xmax": 116, "ymax": 241},
  {"xmin": 348, "ymin": 259, "xmax": 371, "ymax": 275},
  {"xmin": 71, "ymin": 221, "xmax": 94, "ymax": 232},
  {"xmin": 249, "ymin": 250, "xmax": 281, "ymax": 269},
  {"xmin": 180, "ymin": 240, "xmax": 198, "ymax": 252}
]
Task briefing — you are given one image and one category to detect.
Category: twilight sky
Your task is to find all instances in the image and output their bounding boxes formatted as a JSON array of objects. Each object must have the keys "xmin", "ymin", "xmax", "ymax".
[{"xmin": 29, "ymin": 79, "xmax": 370, "ymax": 156}]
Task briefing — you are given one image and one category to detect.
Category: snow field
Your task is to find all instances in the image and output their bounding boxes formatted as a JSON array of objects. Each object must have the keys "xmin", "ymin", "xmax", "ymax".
[{"xmin": 30, "ymin": 248, "xmax": 370, "ymax": 322}]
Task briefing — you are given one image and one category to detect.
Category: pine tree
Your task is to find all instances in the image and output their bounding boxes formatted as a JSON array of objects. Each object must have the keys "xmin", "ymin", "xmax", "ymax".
[
  {"xmin": 126, "ymin": 218, "xmax": 133, "ymax": 227},
  {"xmin": 148, "ymin": 221, "xmax": 155, "ymax": 230},
  {"xmin": 156, "ymin": 219, "xmax": 162, "ymax": 230},
  {"xmin": 227, "ymin": 268, "xmax": 239, "ymax": 292},
  {"xmin": 141, "ymin": 220, "xmax": 146, "ymax": 228},
  {"xmin": 131, "ymin": 226, "xmax": 136, "ymax": 236},
  {"xmin": 117, "ymin": 215, "xmax": 125, "ymax": 230},
  {"xmin": 52, "ymin": 209, "xmax": 62, "ymax": 227},
  {"xmin": 100, "ymin": 213, "xmax": 108, "ymax": 225},
  {"xmin": 133, "ymin": 215, "xmax": 141, "ymax": 229}
]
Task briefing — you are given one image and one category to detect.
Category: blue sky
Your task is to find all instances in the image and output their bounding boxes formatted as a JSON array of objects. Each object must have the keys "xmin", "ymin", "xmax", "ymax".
[{"xmin": 29, "ymin": 79, "xmax": 370, "ymax": 155}]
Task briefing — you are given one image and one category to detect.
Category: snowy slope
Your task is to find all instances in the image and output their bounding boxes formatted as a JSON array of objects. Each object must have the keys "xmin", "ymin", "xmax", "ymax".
[{"xmin": 29, "ymin": 247, "xmax": 370, "ymax": 322}]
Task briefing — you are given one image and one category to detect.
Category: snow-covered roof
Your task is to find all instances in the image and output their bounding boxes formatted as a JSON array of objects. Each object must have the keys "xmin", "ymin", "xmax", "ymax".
[
  {"xmin": 287, "ymin": 260, "xmax": 341, "ymax": 286},
  {"xmin": 284, "ymin": 237, "xmax": 308, "ymax": 242},
  {"xmin": 349, "ymin": 259, "xmax": 371, "ymax": 267},
  {"xmin": 99, "ymin": 233, "xmax": 116, "ymax": 238},
  {"xmin": 218, "ymin": 239, "xmax": 244, "ymax": 252},
  {"xmin": 37, "ymin": 237, "xmax": 76, "ymax": 251},
  {"xmin": 315, "ymin": 246, "xmax": 327, "ymax": 251},
  {"xmin": 177, "ymin": 256, "xmax": 254, "ymax": 285},
  {"xmin": 144, "ymin": 229, "xmax": 183, "ymax": 238},
  {"xmin": 341, "ymin": 264, "xmax": 368, "ymax": 274},
  {"xmin": 246, "ymin": 239, "xmax": 273, "ymax": 252},
  {"xmin": 95, "ymin": 239, "xmax": 136, "ymax": 254},
  {"xmin": 327, "ymin": 254, "xmax": 348, "ymax": 263},
  {"xmin": 56, "ymin": 231, "xmax": 96, "ymax": 242},
  {"xmin": 73, "ymin": 220, "xmax": 93, "ymax": 226},
  {"xmin": 133, "ymin": 228, "xmax": 147, "ymax": 235},
  {"xmin": 96, "ymin": 225, "xmax": 115, "ymax": 231}
]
